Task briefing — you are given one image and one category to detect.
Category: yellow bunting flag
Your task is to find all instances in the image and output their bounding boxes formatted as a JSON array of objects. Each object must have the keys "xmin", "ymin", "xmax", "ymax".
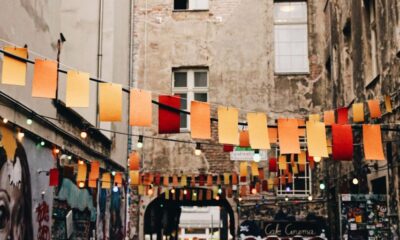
[
  {"xmin": 309, "ymin": 114, "xmax": 320, "ymax": 121},
  {"xmin": 218, "ymin": 106, "xmax": 239, "ymax": 145},
  {"xmin": 278, "ymin": 155, "xmax": 287, "ymax": 170},
  {"xmin": 66, "ymin": 70, "xmax": 90, "ymax": 107},
  {"xmin": 324, "ymin": 110, "xmax": 335, "ymax": 126},
  {"xmin": 251, "ymin": 162, "xmax": 259, "ymax": 176},
  {"xmin": 384, "ymin": 96, "xmax": 392, "ymax": 113},
  {"xmin": 247, "ymin": 112, "xmax": 270, "ymax": 149},
  {"xmin": 114, "ymin": 172, "xmax": 123, "ymax": 187},
  {"xmin": 223, "ymin": 173, "xmax": 230, "ymax": 185},
  {"xmin": 367, "ymin": 99, "xmax": 382, "ymax": 119},
  {"xmin": 240, "ymin": 162, "xmax": 248, "ymax": 177},
  {"xmin": 180, "ymin": 175, "xmax": 187, "ymax": 186},
  {"xmin": 306, "ymin": 121, "xmax": 329, "ymax": 158},
  {"xmin": 130, "ymin": 88, "xmax": 152, "ymax": 126},
  {"xmin": 101, "ymin": 173, "xmax": 111, "ymax": 189},
  {"xmin": 165, "ymin": 189, "xmax": 170, "ymax": 200},
  {"xmin": 99, "ymin": 83, "xmax": 122, "ymax": 121},
  {"xmin": 298, "ymin": 151, "xmax": 307, "ymax": 165},
  {"xmin": 138, "ymin": 185, "xmax": 144, "ymax": 195},
  {"xmin": 191, "ymin": 101, "xmax": 211, "ymax": 139},
  {"xmin": 1, "ymin": 46, "xmax": 28, "ymax": 86},
  {"xmin": 268, "ymin": 178, "xmax": 274, "ymax": 189},
  {"xmin": 363, "ymin": 125, "xmax": 385, "ymax": 160},
  {"xmin": 352, "ymin": 103, "xmax": 364, "ymax": 122},
  {"xmin": 76, "ymin": 163, "xmax": 87, "ymax": 184},
  {"xmin": 32, "ymin": 59, "xmax": 58, "ymax": 98},
  {"xmin": 130, "ymin": 171, "xmax": 140, "ymax": 186},
  {"xmin": 292, "ymin": 163, "xmax": 299, "ymax": 174},
  {"xmin": 278, "ymin": 119, "xmax": 301, "ymax": 154}
]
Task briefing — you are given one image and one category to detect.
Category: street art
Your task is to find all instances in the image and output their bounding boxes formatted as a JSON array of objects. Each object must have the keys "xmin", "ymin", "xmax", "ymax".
[{"xmin": 36, "ymin": 201, "xmax": 50, "ymax": 240}]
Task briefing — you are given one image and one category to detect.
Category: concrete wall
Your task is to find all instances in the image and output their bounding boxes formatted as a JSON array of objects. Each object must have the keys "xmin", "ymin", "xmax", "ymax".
[{"xmin": 0, "ymin": 0, "xmax": 132, "ymax": 167}]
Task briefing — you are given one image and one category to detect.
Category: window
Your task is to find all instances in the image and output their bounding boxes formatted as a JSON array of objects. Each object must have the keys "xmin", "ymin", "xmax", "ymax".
[
  {"xmin": 172, "ymin": 68, "xmax": 208, "ymax": 129},
  {"xmin": 174, "ymin": 0, "xmax": 209, "ymax": 10},
  {"xmin": 274, "ymin": 1, "xmax": 309, "ymax": 73},
  {"xmin": 365, "ymin": 0, "xmax": 379, "ymax": 84}
]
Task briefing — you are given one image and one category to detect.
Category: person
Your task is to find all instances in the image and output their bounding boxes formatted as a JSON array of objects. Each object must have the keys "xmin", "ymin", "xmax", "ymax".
[{"xmin": 0, "ymin": 130, "xmax": 33, "ymax": 240}]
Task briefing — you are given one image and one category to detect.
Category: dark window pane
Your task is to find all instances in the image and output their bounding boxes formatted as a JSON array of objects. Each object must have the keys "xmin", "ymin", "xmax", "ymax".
[
  {"xmin": 180, "ymin": 113, "xmax": 187, "ymax": 128},
  {"xmin": 174, "ymin": 72, "xmax": 187, "ymax": 87},
  {"xmin": 194, "ymin": 93, "xmax": 208, "ymax": 102},
  {"xmin": 174, "ymin": 93, "xmax": 187, "ymax": 109},
  {"xmin": 174, "ymin": 0, "xmax": 188, "ymax": 10},
  {"xmin": 194, "ymin": 72, "xmax": 208, "ymax": 87}
]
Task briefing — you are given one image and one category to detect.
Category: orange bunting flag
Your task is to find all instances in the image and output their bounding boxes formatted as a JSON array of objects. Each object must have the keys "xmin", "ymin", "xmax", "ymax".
[
  {"xmin": 99, "ymin": 83, "xmax": 122, "ymax": 121},
  {"xmin": 1, "ymin": 46, "xmax": 28, "ymax": 86},
  {"xmin": 384, "ymin": 96, "xmax": 392, "ymax": 113},
  {"xmin": 232, "ymin": 172, "xmax": 238, "ymax": 185},
  {"xmin": 298, "ymin": 151, "xmax": 307, "ymax": 165},
  {"xmin": 239, "ymin": 131, "xmax": 250, "ymax": 147},
  {"xmin": 268, "ymin": 128, "xmax": 278, "ymax": 144},
  {"xmin": 240, "ymin": 162, "xmax": 248, "ymax": 177},
  {"xmin": 367, "ymin": 99, "xmax": 382, "ymax": 119},
  {"xmin": 324, "ymin": 110, "xmax": 335, "ymax": 126},
  {"xmin": 66, "ymin": 70, "xmax": 90, "ymax": 107},
  {"xmin": 114, "ymin": 172, "xmax": 123, "ymax": 187},
  {"xmin": 129, "ymin": 151, "xmax": 140, "ymax": 170},
  {"xmin": 130, "ymin": 171, "xmax": 140, "ymax": 186},
  {"xmin": 251, "ymin": 162, "xmax": 259, "ymax": 176},
  {"xmin": 247, "ymin": 113, "xmax": 270, "ymax": 149},
  {"xmin": 191, "ymin": 101, "xmax": 211, "ymax": 139},
  {"xmin": 76, "ymin": 163, "xmax": 87, "ymax": 184},
  {"xmin": 352, "ymin": 103, "xmax": 365, "ymax": 123},
  {"xmin": 101, "ymin": 173, "xmax": 111, "ymax": 189},
  {"xmin": 163, "ymin": 175, "xmax": 169, "ymax": 186},
  {"xmin": 278, "ymin": 119, "xmax": 300, "ymax": 154},
  {"xmin": 363, "ymin": 124, "xmax": 385, "ymax": 160},
  {"xmin": 130, "ymin": 89, "xmax": 152, "ymax": 126},
  {"xmin": 278, "ymin": 155, "xmax": 287, "ymax": 170},
  {"xmin": 90, "ymin": 161, "xmax": 100, "ymax": 180},
  {"xmin": 172, "ymin": 175, "xmax": 179, "ymax": 187},
  {"xmin": 306, "ymin": 121, "xmax": 329, "ymax": 158},
  {"xmin": 224, "ymin": 173, "xmax": 230, "ymax": 185},
  {"xmin": 218, "ymin": 107, "xmax": 239, "ymax": 145},
  {"xmin": 32, "ymin": 59, "xmax": 58, "ymax": 98}
]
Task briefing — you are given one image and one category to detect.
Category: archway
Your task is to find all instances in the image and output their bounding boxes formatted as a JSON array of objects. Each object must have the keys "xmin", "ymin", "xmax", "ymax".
[{"xmin": 143, "ymin": 187, "xmax": 236, "ymax": 240}]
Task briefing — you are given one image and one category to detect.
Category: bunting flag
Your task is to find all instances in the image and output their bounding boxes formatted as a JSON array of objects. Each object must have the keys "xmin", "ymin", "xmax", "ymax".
[
  {"xmin": 66, "ymin": 70, "xmax": 90, "ymax": 107},
  {"xmin": 309, "ymin": 114, "xmax": 320, "ymax": 121},
  {"xmin": 258, "ymin": 168, "xmax": 265, "ymax": 180},
  {"xmin": 232, "ymin": 172, "xmax": 238, "ymax": 185},
  {"xmin": 165, "ymin": 189, "xmax": 170, "ymax": 200},
  {"xmin": 277, "ymin": 119, "xmax": 300, "ymax": 154},
  {"xmin": 180, "ymin": 175, "xmax": 187, "ymax": 186},
  {"xmin": 332, "ymin": 124, "xmax": 353, "ymax": 161},
  {"xmin": 306, "ymin": 121, "xmax": 329, "ymax": 158},
  {"xmin": 337, "ymin": 107, "xmax": 348, "ymax": 124},
  {"xmin": 292, "ymin": 163, "xmax": 299, "ymax": 174},
  {"xmin": 49, "ymin": 168, "xmax": 59, "ymax": 186},
  {"xmin": 240, "ymin": 162, "xmax": 248, "ymax": 177},
  {"xmin": 298, "ymin": 151, "xmax": 307, "ymax": 165},
  {"xmin": 99, "ymin": 83, "xmax": 122, "ymax": 121},
  {"xmin": 251, "ymin": 162, "xmax": 259, "ymax": 176},
  {"xmin": 1, "ymin": 46, "xmax": 28, "ymax": 86},
  {"xmin": 88, "ymin": 161, "xmax": 100, "ymax": 188},
  {"xmin": 268, "ymin": 128, "xmax": 278, "ymax": 144},
  {"xmin": 130, "ymin": 89, "xmax": 152, "ymax": 126},
  {"xmin": 384, "ymin": 96, "xmax": 392, "ymax": 113},
  {"xmin": 278, "ymin": 155, "xmax": 287, "ymax": 170},
  {"xmin": 218, "ymin": 107, "xmax": 239, "ymax": 145},
  {"xmin": 158, "ymin": 95, "xmax": 181, "ymax": 134},
  {"xmin": 172, "ymin": 175, "xmax": 179, "ymax": 187},
  {"xmin": 367, "ymin": 99, "xmax": 382, "ymax": 119},
  {"xmin": 32, "ymin": 59, "xmax": 57, "ymax": 98},
  {"xmin": 207, "ymin": 174, "xmax": 213, "ymax": 186},
  {"xmin": 239, "ymin": 130, "xmax": 250, "ymax": 147},
  {"xmin": 247, "ymin": 112, "xmax": 270, "ymax": 149},
  {"xmin": 268, "ymin": 158, "xmax": 277, "ymax": 172},
  {"xmin": 223, "ymin": 145, "xmax": 234, "ymax": 152},
  {"xmin": 114, "ymin": 172, "xmax": 123, "ymax": 187},
  {"xmin": 76, "ymin": 163, "xmax": 87, "ymax": 184},
  {"xmin": 324, "ymin": 110, "xmax": 335, "ymax": 126},
  {"xmin": 129, "ymin": 151, "xmax": 140, "ymax": 170},
  {"xmin": 101, "ymin": 173, "xmax": 111, "ymax": 189},
  {"xmin": 352, "ymin": 103, "xmax": 365, "ymax": 122},
  {"xmin": 240, "ymin": 186, "xmax": 247, "ymax": 197},
  {"xmin": 163, "ymin": 174, "xmax": 169, "ymax": 186},
  {"xmin": 223, "ymin": 173, "xmax": 230, "ymax": 185},
  {"xmin": 154, "ymin": 173, "xmax": 161, "ymax": 185},
  {"xmin": 199, "ymin": 175, "xmax": 205, "ymax": 186},
  {"xmin": 190, "ymin": 101, "xmax": 211, "ymax": 139},
  {"xmin": 362, "ymin": 124, "xmax": 385, "ymax": 160}
]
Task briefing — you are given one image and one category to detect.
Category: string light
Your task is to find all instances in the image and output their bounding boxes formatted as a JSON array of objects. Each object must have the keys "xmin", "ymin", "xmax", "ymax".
[
  {"xmin": 53, "ymin": 148, "xmax": 60, "ymax": 154},
  {"xmin": 137, "ymin": 135, "xmax": 143, "ymax": 149},
  {"xmin": 253, "ymin": 149, "xmax": 261, "ymax": 162},
  {"xmin": 17, "ymin": 131, "xmax": 25, "ymax": 141},
  {"xmin": 148, "ymin": 187, "xmax": 154, "ymax": 195},
  {"xmin": 171, "ymin": 188, "xmax": 176, "ymax": 194},
  {"xmin": 285, "ymin": 186, "xmax": 291, "ymax": 192},
  {"xmin": 40, "ymin": 140, "xmax": 45, "ymax": 146},
  {"xmin": 26, "ymin": 118, "xmax": 33, "ymax": 125},
  {"xmin": 285, "ymin": 197, "xmax": 289, "ymax": 201},
  {"xmin": 80, "ymin": 131, "xmax": 88, "ymax": 139},
  {"xmin": 113, "ymin": 185, "xmax": 119, "ymax": 193},
  {"xmin": 78, "ymin": 160, "xmax": 84, "ymax": 165},
  {"xmin": 313, "ymin": 156, "xmax": 321, "ymax": 162},
  {"xmin": 193, "ymin": 191, "xmax": 197, "ymax": 197},
  {"xmin": 251, "ymin": 188, "xmax": 257, "ymax": 195},
  {"xmin": 319, "ymin": 182, "xmax": 326, "ymax": 190},
  {"xmin": 352, "ymin": 177, "xmax": 359, "ymax": 185},
  {"xmin": 308, "ymin": 195, "xmax": 313, "ymax": 201},
  {"xmin": 183, "ymin": 189, "xmax": 187, "ymax": 195},
  {"xmin": 2, "ymin": 118, "xmax": 8, "ymax": 124},
  {"xmin": 194, "ymin": 143, "xmax": 202, "ymax": 156},
  {"xmin": 218, "ymin": 187, "xmax": 222, "ymax": 194},
  {"xmin": 111, "ymin": 171, "xmax": 116, "ymax": 176},
  {"xmin": 78, "ymin": 181, "xmax": 85, "ymax": 188},
  {"xmin": 68, "ymin": 155, "xmax": 72, "ymax": 160},
  {"xmin": 238, "ymin": 197, "xmax": 242, "ymax": 202},
  {"xmin": 215, "ymin": 195, "xmax": 220, "ymax": 201}
]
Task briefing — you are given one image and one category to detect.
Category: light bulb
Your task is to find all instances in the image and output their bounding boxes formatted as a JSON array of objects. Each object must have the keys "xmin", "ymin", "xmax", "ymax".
[
  {"xmin": 68, "ymin": 155, "xmax": 72, "ymax": 160},
  {"xmin": 352, "ymin": 178, "xmax": 359, "ymax": 185},
  {"xmin": 111, "ymin": 171, "xmax": 116, "ymax": 176},
  {"xmin": 218, "ymin": 188, "xmax": 222, "ymax": 194},
  {"xmin": 253, "ymin": 149, "xmax": 260, "ymax": 162},
  {"xmin": 17, "ymin": 132, "xmax": 25, "ymax": 141},
  {"xmin": 171, "ymin": 188, "xmax": 176, "ymax": 194},
  {"xmin": 285, "ymin": 197, "xmax": 289, "ymax": 202},
  {"xmin": 148, "ymin": 188, "xmax": 154, "ymax": 195},
  {"xmin": 251, "ymin": 188, "xmax": 257, "ymax": 194},
  {"xmin": 238, "ymin": 197, "xmax": 242, "ymax": 202},
  {"xmin": 2, "ymin": 118, "xmax": 8, "ymax": 124},
  {"xmin": 40, "ymin": 141, "xmax": 45, "ymax": 146},
  {"xmin": 319, "ymin": 182, "xmax": 325, "ymax": 190},
  {"xmin": 78, "ymin": 160, "xmax": 84, "ymax": 165},
  {"xmin": 215, "ymin": 196, "xmax": 220, "ymax": 201},
  {"xmin": 113, "ymin": 186, "xmax": 119, "ymax": 193},
  {"xmin": 183, "ymin": 189, "xmax": 188, "ymax": 195},
  {"xmin": 137, "ymin": 135, "xmax": 143, "ymax": 149},
  {"xmin": 78, "ymin": 181, "xmax": 85, "ymax": 188},
  {"xmin": 314, "ymin": 156, "xmax": 321, "ymax": 162},
  {"xmin": 26, "ymin": 118, "xmax": 33, "ymax": 125},
  {"xmin": 308, "ymin": 195, "xmax": 313, "ymax": 201},
  {"xmin": 80, "ymin": 131, "xmax": 87, "ymax": 139},
  {"xmin": 195, "ymin": 143, "xmax": 202, "ymax": 156},
  {"xmin": 193, "ymin": 192, "xmax": 197, "ymax": 196},
  {"xmin": 285, "ymin": 186, "xmax": 291, "ymax": 192}
]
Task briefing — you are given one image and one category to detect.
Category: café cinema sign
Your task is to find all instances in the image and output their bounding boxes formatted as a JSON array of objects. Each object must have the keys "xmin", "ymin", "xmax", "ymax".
[{"xmin": 263, "ymin": 222, "xmax": 324, "ymax": 237}]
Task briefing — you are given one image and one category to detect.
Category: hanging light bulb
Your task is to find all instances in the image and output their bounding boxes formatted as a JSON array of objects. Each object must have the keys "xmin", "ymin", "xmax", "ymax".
[
  {"xmin": 148, "ymin": 187, "xmax": 154, "ymax": 195},
  {"xmin": 171, "ymin": 188, "xmax": 176, "ymax": 194},
  {"xmin": 218, "ymin": 187, "xmax": 222, "ymax": 194},
  {"xmin": 194, "ymin": 143, "xmax": 202, "ymax": 156},
  {"xmin": 2, "ymin": 118, "xmax": 8, "ymax": 124},
  {"xmin": 78, "ymin": 181, "xmax": 85, "ymax": 188},
  {"xmin": 215, "ymin": 195, "xmax": 220, "ymax": 201},
  {"xmin": 193, "ymin": 191, "xmax": 197, "ymax": 197},
  {"xmin": 285, "ymin": 186, "xmax": 291, "ymax": 192},
  {"xmin": 285, "ymin": 197, "xmax": 289, "ymax": 202},
  {"xmin": 251, "ymin": 188, "xmax": 257, "ymax": 195},
  {"xmin": 17, "ymin": 132, "xmax": 25, "ymax": 141},
  {"xmin": 53, "ymin": 148, "xmax": 60, "ymax": 154},
  {"xmin": 80, "ymin": 131, "xmax": 88, "ymax": 139},
  {"xmin": 111, "ymin": 171, "xmax": 116, "ymax": 176},
  {"xmin": 78, "ymin": 160, "xmax": 84, "ymax": 165},
  {"xmin": 352, "ymin": 177, "xmax": 359, "ymax": 185},
  {"xmin": 113, "ymin": 185, "xmax": 119, "ymax": 193},
  {"xmin": 183, "ymin": 189, "xmax": 188, "ymax": 195},
  {"xmin": 308, "ymin": 195, "xmax": 313, "ymax": 201},
  {"xmin": 40, "ymin": 140, "xmax": 45, "ymax": 146},
  {"xmin": 26, "ymin": 118, "xmax": 33, "ymax": 125},
  {"xmin": 319, "ymin": 182, "xmax": 326, "ymax": 190},
  {"xmin": 253, "ymin": 149, "xmax": 261, "ymax": 162},
  {"xmin": 68, "ymin": 155, "xmax": 72, "ymax": 160},
  {"xmin": 314, "ymin": 156, "xmax": 321, "ymax": 163},
  {"xmin": 238, "ymin": 197, "xmax": 242, "ymax": 202},
  {"xmin": 137, "ymin": 135, "xmax": 144, "ymax": 149}
]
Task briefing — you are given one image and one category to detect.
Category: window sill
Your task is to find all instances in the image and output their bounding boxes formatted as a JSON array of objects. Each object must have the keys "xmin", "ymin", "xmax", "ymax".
[
  {"xmin": 172, "ymin": 9, "xmax": 209, "ymax": 13},
  {"xmin": 274, "ymin": 72, "xmax": 310, "ymax": 76}
]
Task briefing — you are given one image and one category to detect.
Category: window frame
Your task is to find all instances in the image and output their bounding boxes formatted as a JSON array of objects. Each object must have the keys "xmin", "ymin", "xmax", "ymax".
[
  {"xmin": 273, "ymin": 1, "xmax": 310, "ymax": 74},
  {"xmin": 173, "ymin": 0, "xmax": 209, "ymax": 11},
  {"xmin": 172, "ymin": 68, "xmax": 209, "ymax": 131}
]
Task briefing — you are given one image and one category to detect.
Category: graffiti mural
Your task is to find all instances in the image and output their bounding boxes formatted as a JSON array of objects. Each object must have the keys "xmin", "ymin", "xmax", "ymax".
[{"xmin": 36, "ymin": 201, "xmax": 50, "ymax": 240}]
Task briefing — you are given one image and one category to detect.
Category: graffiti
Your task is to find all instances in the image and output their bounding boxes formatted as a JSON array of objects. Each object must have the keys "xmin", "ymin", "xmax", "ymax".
[
  {"xmin": 36, "ymin": 201, "xmax": 50, "ymax": 240},
  {"xmin": 0, "ymin": 127, "xmax": 34, "ymax": 240}
]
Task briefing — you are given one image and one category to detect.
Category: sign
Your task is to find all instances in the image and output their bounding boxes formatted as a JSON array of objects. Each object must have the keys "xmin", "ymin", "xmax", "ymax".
[
  {"xmin": 262, "ymin": 222, "xmax": 325, "ymax": 237},
  {"xmin": 230, "ymin": 147, "xmax": 268, "ymax": 161}
]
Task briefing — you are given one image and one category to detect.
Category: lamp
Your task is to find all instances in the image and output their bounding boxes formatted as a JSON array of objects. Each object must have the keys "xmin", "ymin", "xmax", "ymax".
[
  {"xmin": 137, "ymin": 135, "xmax": 143, "ymax": 149},
  {"xmin": 194, "ymin": 143, "xmax": 202, "ymax": 156},
  {"xmin": 253, "ymin": 149, "xmax": 261, "ymax": 162}
]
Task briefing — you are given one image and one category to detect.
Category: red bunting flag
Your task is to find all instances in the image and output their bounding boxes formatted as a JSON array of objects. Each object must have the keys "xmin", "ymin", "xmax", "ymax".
[
  {"xmin": 223, "ymin": 145, "xmax": 234, "ymax": 152},
  {"xmin": 49, "ymin": 168, "xmax": 59, "ymax": 186},
  {"xmin": 332, "ymin": 124, "xmax": 353, "ymax": 161},
  {"xmin": 268, "ymin": 158, "xmax": 277, "ymax": 172},
  {"xmin": 158, "ymin": 95, "xmax": 181, "ymax": 134},
  {"xmin": 337, "ymin": 107, "xmax": 348, "ymax": 124}
]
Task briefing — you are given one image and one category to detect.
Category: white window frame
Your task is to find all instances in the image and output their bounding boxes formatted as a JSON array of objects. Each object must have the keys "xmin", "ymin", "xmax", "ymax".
[
  {"xmin": 172, "ymin": 68, "xmax": 209, "ymax": 131},
  {"xmin": 276, "ymin": 141, "xmax": 312, "ymax": 197},
  {"xmin": 274, "ymin": 1, "xmax": 310, "ymax": 74},
  {"xmin": 173, "ymin": 0, "xmax": 209, "ymax": 11},
  {"xmin": 367, "ymin": 0, "xmax": 379, "ymax": 85}
]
